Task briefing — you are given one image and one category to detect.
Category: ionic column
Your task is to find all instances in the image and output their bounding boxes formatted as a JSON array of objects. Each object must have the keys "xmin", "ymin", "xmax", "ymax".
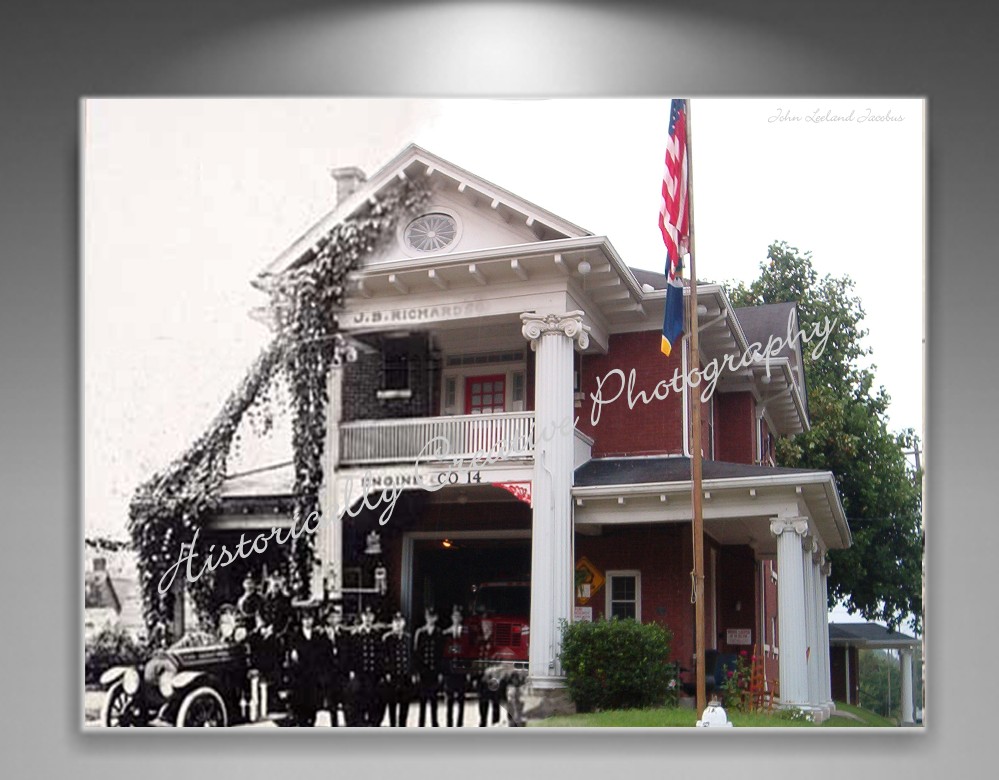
[
  {"xmin": 819, "ymin": 560, "xmax": 834, "ymax": 711},
  {"xmin": 900, "ymin": 648, "xmax": 915, "ymax": 725},
  {"xmin": 521, "ymin": 311, "xmax": 589, "ymax": 687},
  {"xmin": 770, "ymin": 516, "xmax": 810, "ymax": 707},
  {"xmin": 315, "ymin": 336, "xmax": 357, "ymax": 598},
  {"xmin": 802, "ymin": 535, "xmax": 821, "ymax": 715}
]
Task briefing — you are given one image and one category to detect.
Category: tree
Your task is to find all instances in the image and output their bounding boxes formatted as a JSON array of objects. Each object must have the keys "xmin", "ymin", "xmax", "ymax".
[
  {"xmin": 858, "ymin": 649, "xmax": 901, "ymax": 721},
  {"xmin": 727, "ymin": 242, "xmax": 923, "ymax": 633}
]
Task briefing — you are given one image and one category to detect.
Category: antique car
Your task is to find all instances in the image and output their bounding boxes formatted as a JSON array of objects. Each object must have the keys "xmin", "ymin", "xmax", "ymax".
[{"xmin": 99, "ymin": 606, "xmax": 275, "ymax": 727}]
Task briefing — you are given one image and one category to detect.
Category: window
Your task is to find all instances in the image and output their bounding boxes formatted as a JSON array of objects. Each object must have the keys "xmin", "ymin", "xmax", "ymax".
[
  {"xmin": 606, "ymin": 571, "xmax": 641, "ymax": 621},
  {"xmin": 512, "ymin": 372, "xmax": 525, "ymax": 403},
  {"xmin": 380, "ymin": 337, "xmax": 411, "ymax": 395},
  {"xmin": 404, "ymin": 212, "xmax": 458, "ymax": 252}
]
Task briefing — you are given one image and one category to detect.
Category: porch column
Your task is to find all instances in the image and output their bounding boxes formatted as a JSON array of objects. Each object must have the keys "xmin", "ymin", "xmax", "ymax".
[
  {"xmin": 316, "ymin": 338, "xmax": 357, "ymax": 598},
  {"xmin": 819, "ymin": 560, "xmax": 834, "ymax": 711},
  {"xmin": 900, "ymin": 648, "xmax": 915, "ymax": 725},
  {"xmin": 770, "ymin": 516, "xmax": 810, "ymax": 707},
  {"xmin": 521, "ymin": 311, "xmax": 589, "ymax": 687},
  {"xmin": 844, "ymin": 643, "xmax": 851, "ymax": 705},
  {"xmin": 802, "ymin": 535, "xmax": 821, "ymax": 715}
]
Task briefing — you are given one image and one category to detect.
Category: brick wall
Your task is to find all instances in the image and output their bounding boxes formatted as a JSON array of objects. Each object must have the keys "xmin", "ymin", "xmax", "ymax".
[
  {"xmin": 342, "ymin": 334, "xmax": 436, "ymax": 421},
  {"xmin": 577, "ymin": 330, "xmax": 686, "ymax": 457},
  {"xmin": 574, "ymin": 523, "xmax": 758, "ymax": 668},
  {"xmin": 760, "ymin": 559, "xmax": 780, "ymax": 688},
  {"xmin": 715, "ymin": 545, "xmax": 758, "ymax": 653},
  {"xmin": 715, "ymin": 391, "xmax": 755, "ymax": 464}
]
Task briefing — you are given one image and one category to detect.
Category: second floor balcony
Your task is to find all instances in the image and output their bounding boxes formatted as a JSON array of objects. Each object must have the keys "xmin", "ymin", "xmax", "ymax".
[{"xmin": 339, "ymin": 411, "xmax": 536, "ymax": 467}]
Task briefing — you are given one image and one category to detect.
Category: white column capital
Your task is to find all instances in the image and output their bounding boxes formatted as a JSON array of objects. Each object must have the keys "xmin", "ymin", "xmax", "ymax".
[
  {"xmin": 821, "ymin": 561, "xmax": 832, "ymax": 577},
  {"xmin": 770, "ymin": 516, "xmax": 809, "ymax": 538},
  {"xmin": 520, "ymin": 310, "xmax": 590, "ymax": 351}
]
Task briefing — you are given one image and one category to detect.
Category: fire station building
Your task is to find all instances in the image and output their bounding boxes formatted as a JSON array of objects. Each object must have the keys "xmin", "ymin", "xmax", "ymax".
[{"xmin": 215, "ymin": 144, "xmax": 850, "ymax": 719}]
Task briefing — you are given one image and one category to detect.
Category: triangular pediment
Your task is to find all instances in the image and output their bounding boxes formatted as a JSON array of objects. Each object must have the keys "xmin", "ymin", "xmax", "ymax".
[{"xmin": 258, "ymin": 144, "xmax": 592, "ymax": 280}]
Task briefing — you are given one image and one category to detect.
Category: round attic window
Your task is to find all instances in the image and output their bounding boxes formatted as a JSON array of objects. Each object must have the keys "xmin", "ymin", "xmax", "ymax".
[{"xmin": 404, "ymin": 212, "xmax": 458, "ymax": 253}]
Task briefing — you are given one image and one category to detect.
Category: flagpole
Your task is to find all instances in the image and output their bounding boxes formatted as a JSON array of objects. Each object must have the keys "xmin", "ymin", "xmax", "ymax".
[{"xmin": 684, "ymin": 99, "xmax": 707, "ymax": 716}]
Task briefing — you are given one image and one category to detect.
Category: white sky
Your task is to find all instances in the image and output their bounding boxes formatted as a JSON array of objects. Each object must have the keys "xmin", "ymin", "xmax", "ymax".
[{"xmin": 84, "ymin": 98, "xmax": 924, "ymax": 545}]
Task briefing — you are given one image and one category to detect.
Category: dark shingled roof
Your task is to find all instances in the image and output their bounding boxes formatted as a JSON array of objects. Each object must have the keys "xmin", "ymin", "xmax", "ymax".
[
  {"xmin": 732, "ymin": 301, "xmax": 798, "ymax": 358},
  {"xmin": 575, "ymin": 456, "xmax": 825, "ymax": 487},
  {"xmin": 733, "ymin": 301, "xmax": 808, "ymax": 417},
  {"xmin": 630, "ymin": 267, "xmax": 668, "ymax": 290},
  {"xmin": 828, "ymin": 622, "xmax": 919, "ymax": 647}
]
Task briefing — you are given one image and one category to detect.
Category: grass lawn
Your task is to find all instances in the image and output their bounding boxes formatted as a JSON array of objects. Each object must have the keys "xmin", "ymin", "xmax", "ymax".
[
  {"xmin": 823, "ymin": 701, "xmax": 897, "ymax": 727},
  {"xmin": 531, "ymin": 701, "xmax": 894, "ymax": 728}
]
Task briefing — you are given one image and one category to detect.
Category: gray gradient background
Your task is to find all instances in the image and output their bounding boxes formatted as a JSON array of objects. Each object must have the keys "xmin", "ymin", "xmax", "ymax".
[{"xmin": 0, "ymin": 0, "xmax": 987, "ymax": 777}]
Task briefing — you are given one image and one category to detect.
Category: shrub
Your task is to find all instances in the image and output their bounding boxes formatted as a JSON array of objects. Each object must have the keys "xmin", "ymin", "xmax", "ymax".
[
  {"xmin": 719, "ymin": 650, "xmax": 753, "ymax": 711},
  {"xmin": 85, "ymin": 624, "xmax": 147, "ymax": 684},
  {"xmin": 558, "ymin": 617, "xmax": 675, "ymax": 713}
]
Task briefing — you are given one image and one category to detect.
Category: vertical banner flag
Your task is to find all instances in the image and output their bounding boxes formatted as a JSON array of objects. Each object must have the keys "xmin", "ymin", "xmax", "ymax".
[{"xmin": 659, "ymin": 99, "xmax": 689, "ymax": 357}]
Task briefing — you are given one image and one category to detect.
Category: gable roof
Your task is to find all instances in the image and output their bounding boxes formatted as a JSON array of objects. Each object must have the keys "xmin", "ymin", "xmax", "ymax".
[{"xmin": 257, "ymin": 143, "xmax": 593, "ymax": 280}]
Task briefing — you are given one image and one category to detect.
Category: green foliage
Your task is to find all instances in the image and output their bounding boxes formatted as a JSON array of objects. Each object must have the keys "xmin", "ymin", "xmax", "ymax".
[
  {"xmin": 718, "ymin": 650, "xmax": 753, "ymax": 712},
  {"xmin": 727, "ymin": 241, "xmax": 923, "ymax": 633},
  {"xmin": 128, "ymin": 180, "xmax": 428, "ymax": 642},
  {"xmin": 85, "ymin": 624, "xmax": 148, "ymax": 684},
  {"xmin": 532, "ymin": 706, "xmax": 818, "ymax": 727},
  {"xmin": 772, "ymin": 705, "xmax": 810, "ymax": 723},
  {"xmin": 858, "ymin": 648, "xmax": 916, "ymax": 722},
  {"xmin": 558, "ymin": 618, "xmax": 676, "ymax": 712}
]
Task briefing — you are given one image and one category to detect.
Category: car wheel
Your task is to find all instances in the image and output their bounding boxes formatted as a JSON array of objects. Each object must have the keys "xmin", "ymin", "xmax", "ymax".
[
  {"xmin": 100, "ymin": 681, "xmax": 132, "ymax": 727},
  {"xmin": 176, "ymin": 686, "xmax": 228, "ymax": 727}
]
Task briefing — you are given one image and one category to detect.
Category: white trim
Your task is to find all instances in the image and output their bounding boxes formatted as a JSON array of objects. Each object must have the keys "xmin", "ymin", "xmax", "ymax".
[
  {"xmin": 605, "ymin": 569, "xmax": 642, "ymax": 623},
  {"xmin": 441, "ymin": 359, "xmax": 526, "ymax": 416},
  {"xmin": 398, "ymin": 205, "xmax": 463, "ymax": 258},
  {"xmin": 709, "ymin": 548, "xmax": 718, "ymax": 650}
]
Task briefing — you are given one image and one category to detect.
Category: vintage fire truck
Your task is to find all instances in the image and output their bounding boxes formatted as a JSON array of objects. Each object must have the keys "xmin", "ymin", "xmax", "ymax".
[{"xmin": 460, "ymin": 581, "xmax": 530, "ymax": 670}]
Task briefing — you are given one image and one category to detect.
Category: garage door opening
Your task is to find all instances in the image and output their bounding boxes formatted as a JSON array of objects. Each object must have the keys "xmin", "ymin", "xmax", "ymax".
[{"xmin": 409, "ymin": 536, "xmax": 530, "ymax": 618}]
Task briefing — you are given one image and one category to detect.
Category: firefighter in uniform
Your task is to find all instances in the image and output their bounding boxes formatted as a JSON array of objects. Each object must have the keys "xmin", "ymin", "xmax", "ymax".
[
  {"xmin": 413, "ymin": 606, "xmax": 444, "ymax": 727},
  {"xmin": 247, "ymin": 611, "xmax": 282, "ymax": 719},
  {"xmin": 262, "ymin": 573, "xmax": 293, "ymax": 638},
  {"xmin": 475, "ymin": 620, "xmax": 501, "ymax": 727},
  {"xmin": 321, "ymin": 601, "xmax": 350, "ymax": 726},
  {"xmin": 442, "ymin": 604, "xmax": 470, "ymax": 727},
  {"xmin": 236, "ymin": 574, "xmax": 264, "ymax": 623},
  {"xmin": 380, "ymin": 611, "xmax": 414, "ymax": 727},
  {"xmin": 348, "ymin": 604, "xmax": 383, "ymax": 726},
  {"xmin": 287, "ymin": 607, "xmax": 327, "ymax": 726}
]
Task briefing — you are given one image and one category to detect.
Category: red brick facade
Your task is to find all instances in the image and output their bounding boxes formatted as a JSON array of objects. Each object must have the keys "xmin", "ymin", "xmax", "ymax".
[{"xmin": 576, "ymin": 330, "xmax": 686, "ymax": 457}]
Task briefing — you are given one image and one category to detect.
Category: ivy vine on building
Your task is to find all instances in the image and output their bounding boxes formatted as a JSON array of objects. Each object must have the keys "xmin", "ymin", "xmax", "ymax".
[{"xmin": 128, "ymin": 179, "xmax": 428, "ymax": 643}]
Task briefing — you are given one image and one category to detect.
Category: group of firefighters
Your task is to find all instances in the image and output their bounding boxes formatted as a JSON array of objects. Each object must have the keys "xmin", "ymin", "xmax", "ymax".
[{"xmin": 235, "ymin": 574, "xmax": 527, "ymax": 727}]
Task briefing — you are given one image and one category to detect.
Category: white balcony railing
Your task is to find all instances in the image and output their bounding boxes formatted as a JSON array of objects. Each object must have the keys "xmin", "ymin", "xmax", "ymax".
[{"xmin": 339, "ymin": 412, "xmax": 536, "ymax": 466}]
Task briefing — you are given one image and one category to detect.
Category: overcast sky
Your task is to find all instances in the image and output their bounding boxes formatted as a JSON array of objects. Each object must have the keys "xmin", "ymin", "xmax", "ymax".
[{"xmin": 84, "ymin": 97, "xmax": 924, "ymax": 548}]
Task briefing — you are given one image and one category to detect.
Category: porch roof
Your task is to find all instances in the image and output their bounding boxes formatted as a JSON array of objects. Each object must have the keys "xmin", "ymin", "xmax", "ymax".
[
  {"xmin": 575, "ymin": 456, "xmax": 823, "ymax": 486},
  {"xmin": 828, "ymin": 622, "xmax": 919, "ymax": 649},
  {"xmin": 572, "ymin": 456, "xmax": 851, "ymax": 552}
]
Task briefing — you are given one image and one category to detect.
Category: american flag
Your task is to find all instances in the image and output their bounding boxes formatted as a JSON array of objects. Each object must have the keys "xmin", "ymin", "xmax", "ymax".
[{"xmin": 660, "ymin": 98, "xmax": 689, "ymax": 357}]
